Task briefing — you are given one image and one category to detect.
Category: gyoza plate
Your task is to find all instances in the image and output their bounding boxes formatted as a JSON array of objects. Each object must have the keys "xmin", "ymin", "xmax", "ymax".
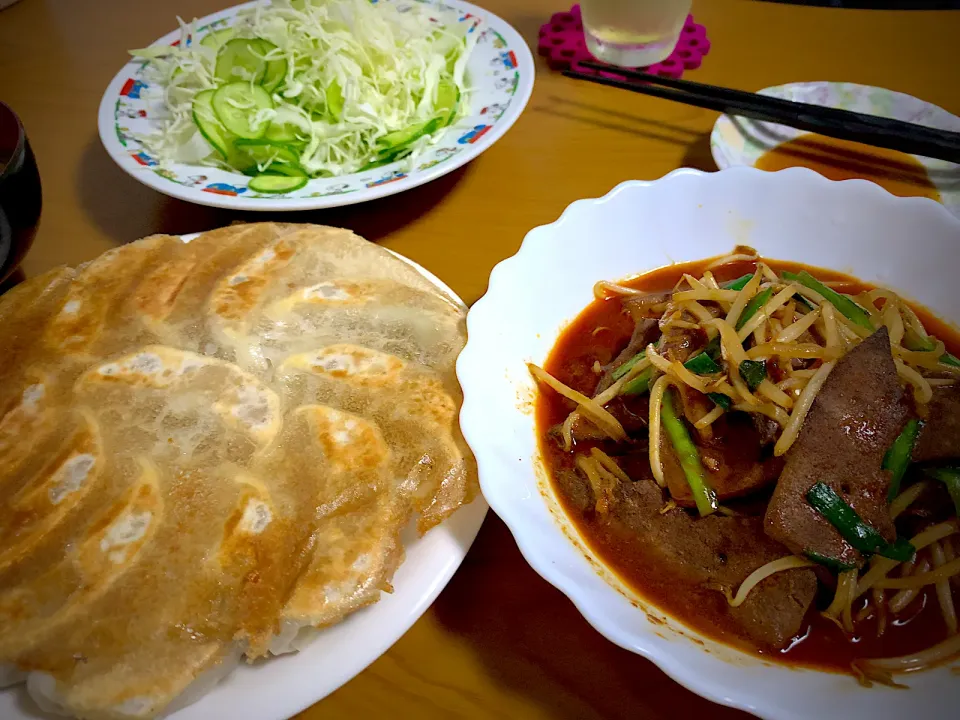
[{"xmin": 0, "ymin": 236, "xmax": 488, "ymax": 720}]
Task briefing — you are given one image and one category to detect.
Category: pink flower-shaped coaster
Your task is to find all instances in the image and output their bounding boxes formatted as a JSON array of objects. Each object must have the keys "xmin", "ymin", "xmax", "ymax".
[{"xmin": 538, "ymin": 4, "xmax": 711, "ymax": 79}]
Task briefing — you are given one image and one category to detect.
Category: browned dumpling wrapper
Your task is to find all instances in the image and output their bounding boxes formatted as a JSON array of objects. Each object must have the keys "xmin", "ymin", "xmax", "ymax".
[{"xmin": 0, "ymin": 223, "xmax": 477, "ymax": 719}]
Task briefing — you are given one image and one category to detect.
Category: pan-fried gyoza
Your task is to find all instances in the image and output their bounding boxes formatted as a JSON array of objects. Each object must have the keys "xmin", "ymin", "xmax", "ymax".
[
  {"xmin": 532, "ymin": 247, "xmax": 960, "ymax": 684},
  {"xmin": 0, "ymin": 223, "xmax": 477, "ymax": 719}
]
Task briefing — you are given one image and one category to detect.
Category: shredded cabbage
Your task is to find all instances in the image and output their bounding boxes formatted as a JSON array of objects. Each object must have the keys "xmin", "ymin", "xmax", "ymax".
[{"xmin": 129, "ymin": 0, "xmax": 478, "ymax": 176}]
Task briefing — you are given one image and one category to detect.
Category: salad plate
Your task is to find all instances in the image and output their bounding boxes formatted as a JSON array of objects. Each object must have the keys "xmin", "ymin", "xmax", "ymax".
[{"xmin": 97, "ymin": 0, "xmax": 534, "ymax": 211}]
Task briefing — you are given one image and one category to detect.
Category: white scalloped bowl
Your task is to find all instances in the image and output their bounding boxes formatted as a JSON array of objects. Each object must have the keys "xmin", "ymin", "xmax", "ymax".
[{"xmin": 457, "ymin": 167, "xmax": 960, "ymax": 720}]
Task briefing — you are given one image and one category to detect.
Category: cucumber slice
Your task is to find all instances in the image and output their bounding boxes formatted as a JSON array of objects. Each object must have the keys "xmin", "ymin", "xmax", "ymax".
[
  {"xmin": 212, "ymin": 82, "xmax": 273, "ymax": 140},
  {"xmin": 434, "ymin": 78, "xmax": 459, "ymax": 126},
  {"xmin": 359, "ymin": 156, "xmax": 397, "ymax": 171},
  {"xmin": 264, "ymin": 124, "xmax": 301, "ymax": 144},
  {"xmin": 326, "ymin": 80, "xmax": 344, "ymax": 121},
  {"xmin": 265, "ymin": 163, "xmax": 308, "ymax": 178},
  {"xmin": 431, "ymin": 26, "xmax": 467, "ymax": 59},
  {"xmin": 263, "ymin": 107, "xmax": 305, "ymax": 143},
  {"xmin": 229, "ymin": 150, "xmax": 258, "ymax": 175},
  {"xmin": 248, "ymin": 174, "xmax": 308, "ymax": 194},
  {"xmin": 359, "ymin": 148, "xmax": 411, "ymax": 171},
  {"xmin": 216, "ymin": 38, "xmax": 265, "ymax": 83},
  {"xmin": 191, "ymin": 89, "xmax": 230, "ymax": 159},
  {"xmin": 259, "ymin": 40, "xmax": 288, "ymax": 92},
  {"xmin": 233, "ymin": 139, "xmax": 303, "ymax": 172},
  {"xmin": 377, "ymin": 117, "xmax": 441, "ymax": 151},
  {"xmin": 215, "ymin": 38, "xmax": 285, "ymax": 91},
  {"xmin": 200, "ymin": 27, "xmax": 234, "ymax": 51},
  {"xmin": 437, "ymin": 25, "xmax": 469, "ymax": 76}
]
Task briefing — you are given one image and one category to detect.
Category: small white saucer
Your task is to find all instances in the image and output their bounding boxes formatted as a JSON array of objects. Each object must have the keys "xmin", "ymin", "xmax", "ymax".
[{"xmin": 710, "ymin": 81, "xmax": 960, "ymax": 219}]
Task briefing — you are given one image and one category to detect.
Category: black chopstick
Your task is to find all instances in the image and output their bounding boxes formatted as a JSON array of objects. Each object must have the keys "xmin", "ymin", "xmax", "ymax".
[
  {"xmin": 564, "ymin": 63, "xmax": 960, "ymax": 164},
  {"xmin": 577, "ymin": 61, "xmax": 948, "ymax": 141}
]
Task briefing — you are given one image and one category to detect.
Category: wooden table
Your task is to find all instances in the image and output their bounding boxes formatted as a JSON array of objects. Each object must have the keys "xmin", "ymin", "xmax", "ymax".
[{"xmin": 2, "ymin": 1, "xmax": 958, "ymax": 717}]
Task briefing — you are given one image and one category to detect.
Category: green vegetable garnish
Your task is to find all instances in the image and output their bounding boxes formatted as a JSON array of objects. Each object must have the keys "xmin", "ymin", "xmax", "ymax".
[
  {"xmin": 739, "ymin": 359, "xmax": 767, "ymax": 391},
  {"xmin": 621, "ymin": 368, "xmax": 653, "ymax": 396},
  {"xmin": 684, "ymin": 352, "xmax": 721, "ymax": 375},
  {"xmin": 902, "ymin": 333, "xmax": 960, "ymax": 369},
  {"xmin": 724, "ymin": 273, "xmax": 753, "ymax": 291},
  {"xmin": 941, "ymin": 353, "xmax": 960, "ymax": 368},
  {"xmin": 925, "ymin": 467, "xmax": 960, "ymax": 517},
  {"xmin": 804, "ymin": 551, "xmax": 858, "ymax": 573},
  {"xmin": 736, "ymin": 287, "xmax": 774, "ymax": 331},
  {"xmin": 883, "ymin": 419, "xmax": 923, "ymax": 502},
  {"xmin": 703, "ymin": 334, "xmax": 722, "ymax": 361},
  {"xmin": 707, "ymin": 392, "xmax": 732, "ymax": 410},
  {"xmin": 662, "ymin": 389, "xmax": 717, "ymax": 517},
  {"xmin": 612, "ymin": 351, "xmax": 646, "ymax": 381},
  {"xmin": 782, "ymin": 271, "xmax": 874, "ymax": 331},
  {"xmin": 806, "ymin": 482, "xmax": 915, "ymax": 561}
]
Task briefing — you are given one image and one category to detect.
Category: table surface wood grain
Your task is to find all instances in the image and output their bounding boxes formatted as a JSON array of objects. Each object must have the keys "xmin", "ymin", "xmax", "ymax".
[{"xmin": 2, "ymin": 0, "xmax": 958, "ymax": 717}]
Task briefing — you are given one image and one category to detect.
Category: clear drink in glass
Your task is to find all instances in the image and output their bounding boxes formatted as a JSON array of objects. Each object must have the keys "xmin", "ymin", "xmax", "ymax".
[{"xmin": 581, "ymin": 0, "xmax": 692, "ymax": 68}]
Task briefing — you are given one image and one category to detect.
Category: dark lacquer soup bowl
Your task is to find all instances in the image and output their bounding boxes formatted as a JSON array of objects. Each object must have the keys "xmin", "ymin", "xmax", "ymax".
[{"xmin": 0, "ymin": 102, "xmax": 42, "ymax": 286}]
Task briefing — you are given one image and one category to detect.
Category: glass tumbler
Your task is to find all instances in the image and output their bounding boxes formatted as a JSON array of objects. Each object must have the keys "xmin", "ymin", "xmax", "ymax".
[{"xmin": 581, "ymin": 0, "xmax": 693, "ymax": 68}]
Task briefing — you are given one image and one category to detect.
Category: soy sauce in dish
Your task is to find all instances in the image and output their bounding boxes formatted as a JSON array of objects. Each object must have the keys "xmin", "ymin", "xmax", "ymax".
[{"xmin": 756, "ymin": 133, "xmax": 941, "ymax": 202}]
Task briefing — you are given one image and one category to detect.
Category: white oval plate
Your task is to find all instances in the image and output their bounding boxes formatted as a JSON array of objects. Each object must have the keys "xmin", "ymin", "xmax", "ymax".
[
  {"xmin": 97, "ymin": 0, "xmax": 534, "ymax": 211},
  {"xmin": 710, "ymin": 81, "xmax": 960, "ymax": 220},
  {"xmin": 0, "ymin": 238, "xmax": 488, "ymax": 720},
  {"xmin": 457, "ymin": 167, "xmax": 960, "ymax": 720}
]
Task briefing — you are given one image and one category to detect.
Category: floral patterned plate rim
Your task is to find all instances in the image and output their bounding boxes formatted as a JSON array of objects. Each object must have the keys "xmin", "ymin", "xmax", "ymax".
[
  {"xmin": 97, "ymin": 0, "xmax": 534, "ymax": 211},
  {"xmin": 710, "ymin": 81, "xmax": 960, "ymax": 220}
]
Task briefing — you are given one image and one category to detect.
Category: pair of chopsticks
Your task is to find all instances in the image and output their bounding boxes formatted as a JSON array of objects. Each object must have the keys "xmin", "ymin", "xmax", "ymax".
[{"xmin": 564, "ymin": 61, "xmax": 960, "ymax": 164}]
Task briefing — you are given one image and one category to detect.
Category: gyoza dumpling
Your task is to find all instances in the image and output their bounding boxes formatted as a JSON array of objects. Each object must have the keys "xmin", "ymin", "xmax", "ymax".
[{"xmin": 0, "ymin": 223, "xmax": 477, "ymax": 719}]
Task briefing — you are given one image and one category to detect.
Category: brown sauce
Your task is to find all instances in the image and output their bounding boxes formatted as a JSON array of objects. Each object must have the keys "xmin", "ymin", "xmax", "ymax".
[
  {"xmin": 756, "ymin": 133, "xmax": 941, "ymax": 203},
  {"xmin": 537, "ymin": 257, "xmax": 960, "ymax": 672}
]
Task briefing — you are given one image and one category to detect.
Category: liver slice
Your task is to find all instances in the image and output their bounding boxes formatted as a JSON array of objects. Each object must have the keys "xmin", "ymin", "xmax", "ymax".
[
  {"xmin": 764, "ymin": 328, "xmax": 908, "ymax": 567},
  {"xmin": 552, "ymin": 445, "xmax": 817, "ymax": 650},
  {"xmin": 662, "ymin": 411, "xmax": 784, "ymax": 508},
  {"xmin": 913, "ymin": 386, "xmax": 960, "ymax": 463},
  {"xmin": 610, "ymin": 477, "xmax": 817, "ymax": 650}
]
